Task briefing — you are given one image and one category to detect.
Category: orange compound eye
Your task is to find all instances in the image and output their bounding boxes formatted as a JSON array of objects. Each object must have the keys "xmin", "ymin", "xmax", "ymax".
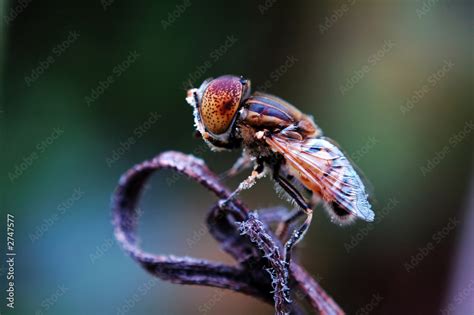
[{"xmin": 200, "ymin": 76, "xmax": 245, "ymax": 135}]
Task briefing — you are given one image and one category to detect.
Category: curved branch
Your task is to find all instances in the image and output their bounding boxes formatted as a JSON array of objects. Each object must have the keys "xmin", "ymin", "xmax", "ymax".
[
  {"xmin": 112, "ymin": 152, "xmax": 269, "ymax": 300},
  {"xmin": 111, "ymin": 151, "xmax": 344, "ymax": 315}
]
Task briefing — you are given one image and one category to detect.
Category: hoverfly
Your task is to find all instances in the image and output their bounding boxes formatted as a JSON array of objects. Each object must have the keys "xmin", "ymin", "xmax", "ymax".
[{"xmin": 186, "ymin": 75, "xmax": 374, "ymax": 263}]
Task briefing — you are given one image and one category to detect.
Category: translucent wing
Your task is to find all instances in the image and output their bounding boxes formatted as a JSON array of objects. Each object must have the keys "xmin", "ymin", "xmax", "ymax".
[{"xmin": 266, "ymin": 134, "xmax": 375, "ymax": 222}]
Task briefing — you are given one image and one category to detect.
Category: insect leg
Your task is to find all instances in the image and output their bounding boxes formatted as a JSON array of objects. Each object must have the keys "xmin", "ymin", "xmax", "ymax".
[
  {"xmin": 274, "ymin": 174, "xmax": 314, "ymax": 265},
  {"xmin": 258, "ymin": 206, "xmax": 297, "ymax": 226},
  {"xmin": 218, "ymin": 160, "xmax": 265, "ymax": 209},
  {"xmin": 274, "ymin": 173, "xmax": 312, "ymax": 238},
  {"xmin": 284, "ymin": 210, "xmax": 313, "ymax": 265},
  {"xmin": 274, "ymin": 208, "xmax": 305, "ymax": 239},
  {"xmin": 219, "ymin": 151, "xmax": 253, "ymax": 180}
]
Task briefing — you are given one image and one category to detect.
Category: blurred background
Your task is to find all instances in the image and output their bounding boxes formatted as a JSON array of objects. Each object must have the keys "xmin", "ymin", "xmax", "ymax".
[{"xmin": 1, "ymin": 0, "xmax": 473, "ymax": 314}]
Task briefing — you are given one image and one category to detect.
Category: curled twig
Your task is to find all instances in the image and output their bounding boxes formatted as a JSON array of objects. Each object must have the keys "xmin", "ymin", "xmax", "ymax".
[{"xmin": 112, "ymin": 151, "xmax": 344, "ymax": 314}]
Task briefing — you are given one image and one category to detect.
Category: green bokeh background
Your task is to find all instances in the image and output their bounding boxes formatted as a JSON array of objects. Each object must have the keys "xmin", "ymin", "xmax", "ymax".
[{"xmin": 1, "ymin": 0, "xmax": 473, "ymax": 314}]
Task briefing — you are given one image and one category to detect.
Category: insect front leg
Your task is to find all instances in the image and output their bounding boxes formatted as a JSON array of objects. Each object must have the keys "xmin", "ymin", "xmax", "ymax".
[
  {"xmin": 274, "ymin": 174, "xmax": 314, "ymax": 265},
  {"xmin": 218, "ymin": 160, "xmax": 266, "ymax": 209},
  {"xmin": 219, "ymin": 151, "xmax": 253, "ymax": 180}
]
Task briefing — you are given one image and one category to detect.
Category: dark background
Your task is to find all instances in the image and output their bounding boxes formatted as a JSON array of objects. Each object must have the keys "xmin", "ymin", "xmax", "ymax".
[{"xmin": 1, "ymin": 0, "xmax": 473, "ymax": 314}]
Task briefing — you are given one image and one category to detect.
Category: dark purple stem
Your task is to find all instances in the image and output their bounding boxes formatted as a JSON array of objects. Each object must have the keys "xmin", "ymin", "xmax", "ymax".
[{"xmin": 112, "ymin": 151, "xmax": 344, "ymax": 315}]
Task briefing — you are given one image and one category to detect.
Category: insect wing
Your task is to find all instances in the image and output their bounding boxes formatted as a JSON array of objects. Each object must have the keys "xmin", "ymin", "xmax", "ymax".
[{"xmin": 266, "ymin": 135, "xmax": 374, "ymax": 222}]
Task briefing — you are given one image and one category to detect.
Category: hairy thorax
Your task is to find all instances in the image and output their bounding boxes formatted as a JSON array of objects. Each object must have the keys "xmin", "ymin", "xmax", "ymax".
[{"xmin": 238, "ymin": 123, "xmax": 276, "ymax": 160}]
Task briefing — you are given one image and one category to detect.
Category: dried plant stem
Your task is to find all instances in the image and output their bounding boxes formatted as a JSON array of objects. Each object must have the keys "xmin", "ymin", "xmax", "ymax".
[{"xmin": 112, "ymin": 151, "xmax": 344, "ymax": 315}]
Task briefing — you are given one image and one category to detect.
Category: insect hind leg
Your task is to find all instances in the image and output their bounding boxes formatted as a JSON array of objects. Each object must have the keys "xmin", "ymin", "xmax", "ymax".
[
  {"xmin": 274, "ymin": 174, "xmax": 314, "ymax": 265},
  {"xmin": 284, "ymin": 209, "xmax": 313, "ymax": 264},
  {"xmin": 275, "ymin": 208, "xmax": 304, "ymax": 239}
]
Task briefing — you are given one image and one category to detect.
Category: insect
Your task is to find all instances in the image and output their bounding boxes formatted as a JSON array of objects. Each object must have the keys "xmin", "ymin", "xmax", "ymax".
[{"xmin": 186, "ymin": 75, "xmax": 374, "ymax": 263}]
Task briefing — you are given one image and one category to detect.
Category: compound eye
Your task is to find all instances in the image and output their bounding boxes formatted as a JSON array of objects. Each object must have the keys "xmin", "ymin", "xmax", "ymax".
[{"xmin": 200, "ymin": 76, "xmax": 243, "ymax": 135}]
